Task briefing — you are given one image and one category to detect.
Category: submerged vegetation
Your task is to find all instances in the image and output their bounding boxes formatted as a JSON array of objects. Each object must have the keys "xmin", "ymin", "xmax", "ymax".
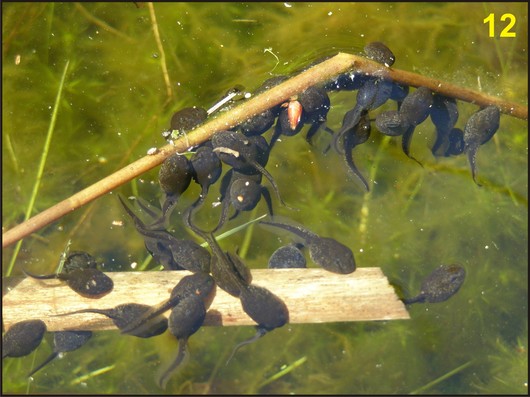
[{"xmin": 2, "ymin": 2, "xmax": 528, "ymax": 394}]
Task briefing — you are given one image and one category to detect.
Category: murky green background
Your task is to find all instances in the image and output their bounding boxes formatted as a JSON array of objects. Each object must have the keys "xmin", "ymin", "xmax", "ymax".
[{"xmin": 2, "ymin": 2, "xmax": 527, "ymax": 394}]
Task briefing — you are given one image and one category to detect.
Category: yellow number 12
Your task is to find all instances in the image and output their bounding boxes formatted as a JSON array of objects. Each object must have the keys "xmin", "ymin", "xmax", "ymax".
[{"xmin": 484, "ymin": 13, "xmax": 517, "ymax": 38}]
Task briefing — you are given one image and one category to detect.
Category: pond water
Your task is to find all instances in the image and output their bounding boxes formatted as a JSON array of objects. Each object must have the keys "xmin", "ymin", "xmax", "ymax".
[{"xmin": 2, "ymin": 2, "xmax": 528, "ymax": 394}]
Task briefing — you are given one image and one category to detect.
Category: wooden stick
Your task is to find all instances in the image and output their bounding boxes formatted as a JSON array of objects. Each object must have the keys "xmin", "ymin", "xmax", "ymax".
[
  {"xmin": 3, "ymin": 52, "xmax": 527, "ymax": 248},
  {"xmin": 2, "ymin": 268, "xmax": 409, "ymax": 332}
]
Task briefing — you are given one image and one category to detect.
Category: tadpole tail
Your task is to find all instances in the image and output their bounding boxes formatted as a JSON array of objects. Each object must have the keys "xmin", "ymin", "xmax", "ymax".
[
  {"xmin": 268, "ymin": 121, "xmax": 283, "ymax": 151},
  {"xmin": 51, "ymin": 308, "xmax": 109, "ymax": 317},
  {"xmin": 27, "ymin": 352, "xmax": 59, "ymax": 378},
  {"xmin": 333, "ymin": 107, "xmax": 362, "ymax": 154},
  {"xmin": 157, "ymin": 338, "xmax": 189, "ymax": 390},
  {"xmin": 248, "ymin": 159, "xmax": 297, "ymax": 211},
  {"xmin": 119, "ymin": 195, "xmax": 177, "ymax": 242},
  {"xmin": 134, "ymin": 196, "xmax": 168, "ymax": 230},
  {"xmin": 134, "ymin": 196, "xmax": 162, "ymax": 221},
  {"xmin": 466, "ymin": 147, "xmax": 482, "ymax": 187},
  {"xmin": 430, "ymin": 127, "xmax": 446, "ymax": 156},
  {"xmin": 401, "ymin": 125, "xmax": 424, "ymax": 168},
  {"xmin": 259, "ymin": 219, "xmax": 317, "ymax": 242},
  {"xmin": 401, "ymin": 295, "xmax": 425, "ymax": 305},
  {"xmin": 225, "ymin": 327, "xmax": 267, "ymax": 366},
  {"xmin": 343, "ymin": 137, "xmax": 369, "ymax": 192},
  {"xmin": 118, "ymin": 195, "xmax": 150, "ymax": 232},
  {"xmin": 305, "ymin": 120, "xmax": 325, "ymax": 146},
  {"xmin": 21, "ymin": 268, "xmax": 58, "ymax": 280},
  {"xmin": 161, "ymin": 195, "xmax": 179, "ymax": 220},
  {"xmin": 261, "ymin": 187, "xmax": 274, "ymax": 216},
  {"xmin": 331, "ymin": 127, "xmax": 346, "ymax": 154},
  {"xmin": 182, "ymin": 203, "xmax": 211, "ymax": 240},
  {"xmin": 211, "ymin": 198, "xmax": 230, "ymax": 234}
]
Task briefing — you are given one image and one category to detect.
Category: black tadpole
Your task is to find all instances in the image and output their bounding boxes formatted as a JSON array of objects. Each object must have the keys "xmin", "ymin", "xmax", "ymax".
[
  {"xmin": 260, "ymin": 218, "xmax": 356, "ymax": 274},
  {"xmin": 157, "ymin": 288, "xmax": 213, "ymax": 389},
  {"xmin": 183, "ymin": 205, "xmax": 252, "ymax": 298},
  {"xmin": 188, "ymin": 144, "xmax": 222, "ymax": 214},
  {"xmin": 53, "ymin": 303, "xmax": 168, "ymax": 338},
  {"xmin": 430, "ymin": 95, "xmax": 459, "ymax": 157},
  {"xmin": 27, "ymin": 330, "xmax": 92, "ymax": 377},
  {"xmin": 402, "ymin": 264, "xmax": 466, "ymax": 305},
  {"xmin": 364, "ymin": 41, "xmax": 395, "ymax": 67},
  {"xmin": 342, "ymin": 109, "xmax": 371, "ymax": 191},
  {"xmin": 332, "ymin": 78, "xmax": 393, "ymax": 153},
  {"xmin": 268, "ymin": 243, "xmax": 306, "ymax": 269},
  {"xmin": 213, "ymin": 170, "xmax": 274, "ymax": 233},
  {"xmin": 463, "ymin": 106, "xmax": 500, "ymax": 186},
  {"xmin": 118, "ymin": 195, "xmax": 211, "ymax": 272},
  {"xmin": 22, "ymin": 267, "xmax": 113, "ymax": 299},
  {"xmin": 158, "ymin": 152, "xmax": 193, "ymax": 218},
  {"xmin": 211, "ymin": 131, "xmax": 291, "ymax": 210},
  {"xmin": 2, "ymin": 319, "xmax": 47, "ymax": 359},
  {"xmin": 226, "ymin": 284, "xmax": 289, "ymax": 364}
]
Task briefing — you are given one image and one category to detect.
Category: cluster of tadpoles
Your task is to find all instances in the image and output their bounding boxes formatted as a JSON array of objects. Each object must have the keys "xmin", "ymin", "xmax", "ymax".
[{"xmin": 4, "ymin": 41, "xmax": 479, "ymax": 389}]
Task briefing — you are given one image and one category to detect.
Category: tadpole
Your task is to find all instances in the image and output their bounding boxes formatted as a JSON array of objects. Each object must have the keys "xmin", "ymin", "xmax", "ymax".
[
  {"xmin": 260, "ymin": 218, "xmax": 356, "ymax": 274},
  {"xmin": 158, "ymin": 153, "xmax": 193, "ymax": 217},
  {"xmin": 211, "ymin": 131, "xmax": 288, "ymax": 208},
  {"xmin": 183, "ymin": 206, "xmax": 252, "ymax": 297},
  {"xmin": 157, "ymin": 295, "xmax": 206, "ymax": 390},
  {"xmin": 119, "ymin": 272, "xmax": 216, "ymax": 337},
  {"xmin": 463, "ymin": 106, "xmax": 500, "ymax": 186},
  {"xmin": 227, "ymin": 284, "xmax": 289, "ymax": 364},
  {"xmin": 364, "ymin": 41, "xmax": 396, "ymax": 67},
  {"xmin": 2, "ymin": 319, "xmax": 46, "ymax": 359},
  {"xmin": 332, "ymin": 77, "xmax": 393, "ymax": 153},
  {"xmin": 430, "ymin": 95, "xmax": 459, "ymax": 157},
  {"xmin": 53, "ymin": 303, "xmax": 168, "ymax": 338},
  {"xmin": 189, "ymin": 144, "xmax": 222, "ymax": 211},
  {"xmin": 156, "ymin": 272, "xmax": 216, "ymax": 389},
  {"xmin": 341, "ymin": 109, "xmax": 371, "ymax": 191},
  {"xmin": 27, "ymin": 330, "xmax": 92, "ymax": 377},
  {"xmin": 398, "ymin": 87, "xmax": 433, "ymax": 165},
  {"xmin": 402, "ymin": 264, "xmax": 466, "ymax": 305},
  {"xmin": 268, "ymin": 243, "xmax": 307, "ymax": 269},
  {"xmin": 213, "ymin": 170, "xmax": 273, "ymax": 233},
  {"xmin": 119, "ymin": 195, "xmax": 211, "ymax": 273},
  {"xmin": 23, "ymin": 267, "xmax": 113, "ymax": 299}
]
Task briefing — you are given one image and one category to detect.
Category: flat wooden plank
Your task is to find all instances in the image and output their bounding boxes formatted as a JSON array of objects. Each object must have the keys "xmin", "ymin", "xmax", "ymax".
[{"xmin": 2, "ymin": 268, "xmax": 409, "ymax": 332}]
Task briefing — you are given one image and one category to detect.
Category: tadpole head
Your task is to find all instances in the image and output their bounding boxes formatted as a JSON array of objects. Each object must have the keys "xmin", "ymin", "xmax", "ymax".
[
  {"xmin": 64, "ymin": 268, "xmax": 114, "ymax": 298},
  {"xmin": 169, "ymin": 107, "xmax": 207, "ymax": 133},
  {"xmin": 2, "ymin": 319, "xmax": 47, "ymax": 359},
  {"xmin": 230, "ymin": 178, "xmax": 262, "ymax": 211},
  {"xmin": 158, "ymin": 153, "xmax": 193, "ymax": 197},
  {"xmin": 364, "ymin": 41, "xmax": 395, "ymax": 67},
  {"xmin": 308, "ymin": 237, "xmax": 356, "ymax": 274},
  {"xmin": 190, "ymin": 146, "xmax": 222, "ymax": 191},
  {"xmin": 240, "ymin": 284, "xmax": 289, "ymax": 331},
  {"xmin": 63, "ymin": 251, "xmax": 98, "ymax": 273}
]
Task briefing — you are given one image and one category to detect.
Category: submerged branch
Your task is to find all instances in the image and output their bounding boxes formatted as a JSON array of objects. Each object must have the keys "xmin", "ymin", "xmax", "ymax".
[
  {"xmin": 2, "ymin": 52, "xmax": 527, "ymax": 248},
  {"xmin": 2, "ymin": 268, "xmax": 410, "ymax": 331}
]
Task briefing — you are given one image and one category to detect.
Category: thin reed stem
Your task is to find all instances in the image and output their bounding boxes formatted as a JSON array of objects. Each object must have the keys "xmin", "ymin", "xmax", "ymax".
[
  {"xmin": 5, "ymin": 60, "xmax": 70, "ymax": 276},
  {"xmin": 147, "ymin": 2, "xmax": 174, "ymax": 105}
]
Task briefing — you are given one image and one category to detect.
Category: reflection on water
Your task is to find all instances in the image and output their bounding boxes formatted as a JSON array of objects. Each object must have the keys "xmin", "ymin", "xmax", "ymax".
[{"xmin": 2, "ymin": 2, "xmax": 527, "ymax": 394}]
